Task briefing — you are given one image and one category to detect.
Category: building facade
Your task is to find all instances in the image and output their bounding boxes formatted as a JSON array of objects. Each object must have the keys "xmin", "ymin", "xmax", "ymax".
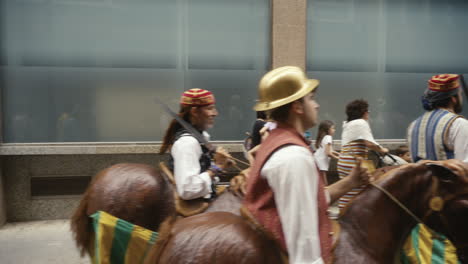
[{"xmin": 1, "ymin": 0, "xmax": 467, "ymax": 224}]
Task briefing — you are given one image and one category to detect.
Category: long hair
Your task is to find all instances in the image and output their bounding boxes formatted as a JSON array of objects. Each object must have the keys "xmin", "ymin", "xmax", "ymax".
[
  {"xmin": 315, "ymin": 120, "xmax": 335, "ymax": 149},
  {"xmin": 160, "ymin": 105, "xmax": 192, "ymax": 154}
]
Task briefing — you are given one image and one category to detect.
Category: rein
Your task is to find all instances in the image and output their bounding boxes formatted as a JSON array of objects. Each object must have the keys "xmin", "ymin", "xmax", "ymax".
[{"xmin": 369, "ymin": 182, "xmax": 424, "ymax": 225}]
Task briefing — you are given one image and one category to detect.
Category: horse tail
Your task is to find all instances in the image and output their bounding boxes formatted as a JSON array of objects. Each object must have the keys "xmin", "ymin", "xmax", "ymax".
[
  {"xmin": 143, "ymin": 216, "xmax": 177, "ymax": 264},
  {"xmin": 70, "ymin": 188, "xmax": 92, "ymax": 257}
]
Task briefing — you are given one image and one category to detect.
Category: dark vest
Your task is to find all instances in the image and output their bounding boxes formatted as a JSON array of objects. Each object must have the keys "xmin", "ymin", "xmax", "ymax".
[{"xmin": 168, "ymin": 128, "xmax": 212, "ymax": 173}]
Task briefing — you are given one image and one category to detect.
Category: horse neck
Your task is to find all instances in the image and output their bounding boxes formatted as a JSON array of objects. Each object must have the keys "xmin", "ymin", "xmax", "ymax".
[{"xmin": 339, "ymin": 166, "xmax": 433, "ymax": 261}]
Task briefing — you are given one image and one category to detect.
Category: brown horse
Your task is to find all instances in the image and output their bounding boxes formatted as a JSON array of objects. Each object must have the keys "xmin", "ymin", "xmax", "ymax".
[
  {"xmin": 334, "ymin": 160, "xmax": 468, "ymax": 263},
  {"xmin": 70, "ymin": 163, "xmax": 244, "ymax": 259},
  {"xmin": 70, "ymin": 163, "xmax": 176, "ymax": 257},
  {"xmin": 144, "ymin": 160, "xmax": 468, "ymax": 264}
]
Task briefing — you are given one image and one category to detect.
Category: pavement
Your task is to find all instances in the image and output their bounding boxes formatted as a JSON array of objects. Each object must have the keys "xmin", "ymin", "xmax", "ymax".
[
  {"xmin": 0, "ymin": 206, "xmax": 340, "ymax": 264},
  {"xmin": 0, "ymin": 220, "xmax": 90, "ymax": 264}
]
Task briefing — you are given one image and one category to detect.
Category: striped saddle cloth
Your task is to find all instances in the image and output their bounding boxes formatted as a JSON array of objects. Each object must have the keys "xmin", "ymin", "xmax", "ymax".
[
  {"xmin": 90, "ymin": 211, "xmax": 159, "ymax": 264},
  {"xmin": 401, "ymin": 224, "xmax": 460, "ymax": 264}
]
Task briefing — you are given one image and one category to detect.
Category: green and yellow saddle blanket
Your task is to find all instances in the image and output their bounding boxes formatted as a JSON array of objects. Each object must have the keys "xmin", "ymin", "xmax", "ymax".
[
  {"xmin": 401, "ymin": 224, "xmax": 460, "ymax": 264},
  {"xmin": 90, "ymin": 211, "xmax": 158, "ymax": 264}
]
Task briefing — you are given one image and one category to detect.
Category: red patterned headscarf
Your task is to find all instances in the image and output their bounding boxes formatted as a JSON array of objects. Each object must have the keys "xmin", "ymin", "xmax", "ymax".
[
  {"xmin": 422, "ymin": 74, "xmax": 461, "ymax": 111},
  {"xmin": 180, "ymin": 88, "xmax": 215, "ymax": 106},
  {"xmin": 428, "ymin": 74, "xmax": 460, "ymax": 92}
]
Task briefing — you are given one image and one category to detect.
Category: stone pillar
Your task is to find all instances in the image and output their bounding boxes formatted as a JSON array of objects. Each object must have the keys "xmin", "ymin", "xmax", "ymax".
[
  {"xmin": 0, "ymin": 80, "xmax": 5, "ymax": 226},
  {"xmin": 0, "ymin": 60, "xmax": 6, "ymax": 226},
  {"xmin": 0, "ymin": 165, "xmax": 5, "ymax": 226},
  {"xmin": 271, "ymin": 0, "xmax": 307, "ymax": 70}
]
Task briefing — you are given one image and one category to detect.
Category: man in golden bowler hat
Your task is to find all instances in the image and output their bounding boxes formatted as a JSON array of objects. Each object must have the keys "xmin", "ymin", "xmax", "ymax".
[{"xmin": 243, "ymin": 66, "xmax": 371, "ymax": 263}]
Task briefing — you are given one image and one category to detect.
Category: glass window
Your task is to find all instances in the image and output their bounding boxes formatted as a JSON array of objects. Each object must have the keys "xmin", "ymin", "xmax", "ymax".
[
  {"xmin": 307, "ymin": 0, "xmax": 468, "ymax": 139},
  {"xmin": 1, "ymin": 0, "xmax": 270, "ymax": 142}
]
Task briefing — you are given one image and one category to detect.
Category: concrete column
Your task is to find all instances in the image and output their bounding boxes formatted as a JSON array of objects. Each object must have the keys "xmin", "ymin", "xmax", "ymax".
[{"xmin": 271, "ymin": 0, "xmax": 307, "ymax": 70}]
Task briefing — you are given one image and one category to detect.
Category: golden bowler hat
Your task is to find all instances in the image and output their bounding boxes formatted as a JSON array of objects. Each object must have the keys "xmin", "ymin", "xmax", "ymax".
[{"xmin": 254, "ymin": 66, "xmax": 320, "ymax": 111}]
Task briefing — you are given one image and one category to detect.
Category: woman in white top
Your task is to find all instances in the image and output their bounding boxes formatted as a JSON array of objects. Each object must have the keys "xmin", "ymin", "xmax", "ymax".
[
  {"xmin": 337, "ymin": 99, "xmax": 388, "ymax": 212},
  {"xmin": 314, "ymin": 120, "xmax": 340, "ymax": 185}
]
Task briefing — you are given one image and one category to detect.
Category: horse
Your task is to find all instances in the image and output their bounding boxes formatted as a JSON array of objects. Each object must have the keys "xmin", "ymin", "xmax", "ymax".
[
  {"xmin": 70, "ymin": 163, "xmax": 176, "ymax": 257},
  {"xmin": 70, "ymin": 163, "xmax": 244, "ymax": 259},
  {"xmin": 334, "ymin": 159, "xmax": 468, "ymax": 263},
  {"xmin": 144, "ymin": 160, "xmax": 468, "ymax": 264}
]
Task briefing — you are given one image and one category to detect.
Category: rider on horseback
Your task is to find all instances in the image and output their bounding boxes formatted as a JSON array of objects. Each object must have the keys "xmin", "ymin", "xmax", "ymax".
[
  {"xmin": 403, "ymin": 74, "xmax": 468, "ymax": 263},
  {"xmin": 243, "ymin": 66, "xmax": 371, "ymax": 264},
  {"xmin": 408, "ymin": 74, "xmax": 468, "ymax": 162},
  {"xmin": 160, "ymin": 88, "xmax": 232, "ymax": 200}
]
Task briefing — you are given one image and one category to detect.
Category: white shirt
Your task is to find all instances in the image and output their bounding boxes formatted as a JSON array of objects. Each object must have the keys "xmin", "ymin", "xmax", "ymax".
[
  {"xmin": 264, "ymin": 121, "xmax": 277, "ymax": 131},
  {"xmin": 314, "ymin": 135, "xmax": 333, "ymax": 171},
  {"xmin": 447, "ymin": 118, "xmax": 468, "ymax": 162},
  {"xmin": 262, "ymin": 145, "xmax": 328, "ymax": 264},
  {"xmin": 171, "ymin": 132, "xmax": 213, "ymax": 200},
  {"xmin": 341, "ymin": 119, "xmax": 379, "ymax": 146}
]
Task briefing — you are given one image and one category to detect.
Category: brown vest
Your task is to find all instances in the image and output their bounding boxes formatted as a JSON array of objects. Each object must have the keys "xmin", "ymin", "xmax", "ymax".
[{"xmin": 244, "ymin": 125, "xmax": 332, "ymax": 263}]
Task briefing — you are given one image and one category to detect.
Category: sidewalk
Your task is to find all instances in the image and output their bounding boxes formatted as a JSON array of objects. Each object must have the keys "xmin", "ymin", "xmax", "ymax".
[{"xmin": 0, "ymin": 219, "xmax": 90, "ymax": 264}]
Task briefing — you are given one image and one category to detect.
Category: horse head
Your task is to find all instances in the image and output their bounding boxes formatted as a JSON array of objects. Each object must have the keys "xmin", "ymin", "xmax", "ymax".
[
  {"xmin": 335, "ymin": 160, "xmax": 468, "ymax": 263},
  {"xmin": 422, "ymin": 160, "xmax": 468, "ymax": 262}
]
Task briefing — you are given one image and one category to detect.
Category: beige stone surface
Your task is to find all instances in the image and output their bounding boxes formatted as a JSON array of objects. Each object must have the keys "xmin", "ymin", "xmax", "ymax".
[
  {"xmin": 0, "ymin": 142, "xmax": 244, "ymax": 155},
  {"xmin": 271, "ymin": 0, "xmax": 307, "ymax": 69},
  {"xmin": 0, "ymin": 219, "xmax": 89, "ymax": 264},
  {"xmin": 0, "ymin": 139, "xmax": 405, "ymax": 222},
  {"xmin": 0, "ymin": 164, "xmax": 6, "ymax": 227},
  {"xmin": 3, "ymin": 154, "xmax": 163, "ymax": 221}
]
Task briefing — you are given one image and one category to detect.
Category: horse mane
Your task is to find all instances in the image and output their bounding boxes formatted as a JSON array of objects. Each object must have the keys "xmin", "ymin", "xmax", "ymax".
[
  {"xmin": 143, "ymin": 215, "xmax": 177, "ymax": 264},
  {"xmin": 337, "ymin": 165, "xmax": 401, "ymax": 217}
]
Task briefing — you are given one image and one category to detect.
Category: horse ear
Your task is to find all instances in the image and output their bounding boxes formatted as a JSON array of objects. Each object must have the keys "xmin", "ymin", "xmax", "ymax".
[{"xmin": 427, "ymin": 163, "xmax": 458, "ymax": 183}]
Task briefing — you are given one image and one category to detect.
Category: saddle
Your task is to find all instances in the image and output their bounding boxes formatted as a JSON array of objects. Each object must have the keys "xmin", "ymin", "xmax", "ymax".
[{"xmin": 159, "ymin": 162, "xmax": 226, "ymax": 217}]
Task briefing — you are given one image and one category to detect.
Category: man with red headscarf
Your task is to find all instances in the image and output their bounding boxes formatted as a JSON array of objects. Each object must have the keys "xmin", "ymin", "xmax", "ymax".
[
  {"xmin": 403, "ymin": 74, "xmax": 467, "ymax": 263},
  {"xmin": 160, "ymin": 88, "xmax": 231, "ymax": 200},
  {"xmin": 408, "ymin": 74, "xmax": 468, "ymax": 162}
]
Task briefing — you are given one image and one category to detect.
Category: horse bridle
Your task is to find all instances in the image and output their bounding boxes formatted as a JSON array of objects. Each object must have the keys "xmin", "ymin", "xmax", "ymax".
[
  {"xmin": 369, "ymin": 172, "xmax": 468, "ymax": 251},
  {"xmin": 422, "ymin": 175, "xmax": 468, "ymax": 251}
]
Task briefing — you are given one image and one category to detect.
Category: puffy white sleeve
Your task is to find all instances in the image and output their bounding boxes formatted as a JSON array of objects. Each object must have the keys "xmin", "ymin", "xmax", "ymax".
[
  {"xmin": 262, "ymin": 145, "xmax": 324, "ymax": 264},
  {"xmin": 448, "ymin": 118, "xmax": 468, "ymax": 162},
  {"xmin": 342, "ymin": 119, "xmax": 379, "ymax": 146},
  {"xmin": 171, "ymin": 136, "xmax": 213, "ymax": 200}
]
